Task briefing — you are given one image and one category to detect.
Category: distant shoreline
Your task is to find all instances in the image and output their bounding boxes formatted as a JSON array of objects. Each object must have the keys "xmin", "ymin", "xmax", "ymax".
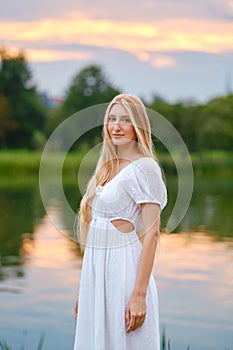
[{"xmin": 0, "ymin": 149, "xmax": 232, "ymax": 177}]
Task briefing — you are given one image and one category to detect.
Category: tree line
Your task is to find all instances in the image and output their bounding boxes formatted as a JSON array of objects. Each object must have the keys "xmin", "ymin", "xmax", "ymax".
[{"xmin": 0, "ymin": 48, "xmax": 232, "ymax": 152}]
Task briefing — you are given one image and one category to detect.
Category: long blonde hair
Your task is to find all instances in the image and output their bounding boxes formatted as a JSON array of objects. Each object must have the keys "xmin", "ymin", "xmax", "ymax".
[{"xmin": 76, "ymin": 93, "xmax": 156, "ymax": 251}]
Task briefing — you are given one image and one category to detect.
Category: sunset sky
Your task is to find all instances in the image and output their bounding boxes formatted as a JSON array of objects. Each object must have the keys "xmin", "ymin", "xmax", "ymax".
[{"xmin": 1, "ymin": 0, "xmax": 233, "ymax": 102}]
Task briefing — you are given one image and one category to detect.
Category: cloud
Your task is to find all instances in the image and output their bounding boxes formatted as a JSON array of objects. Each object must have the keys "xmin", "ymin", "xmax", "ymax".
[
  {"xmin": 1, "ymin": 0, "xmax": 232, "ymax": 22},
  {"xmin": 151, "ymin": 55, "xmax": 176, "ymax": 68},
  {"xmin": 29, "ymin": 45, "xmax": 233, "ymax": 103},
  {"xmin": 1, "ymin": 0, "xmax": 232, "ymax": 101},
  {"xmin": 136, "ymin": 51, "xmax": 176, "ymax": 68},
  {"xmin": 26, "ymin": 49, "xmax": 92, "ymax": 62},
  {"xmin": 80, "ymin": 0, "xmax": 233, "ymax": 23},
  {"xmin": 1, "ymin": 12, "xmax": 233, "ymax": 66}
]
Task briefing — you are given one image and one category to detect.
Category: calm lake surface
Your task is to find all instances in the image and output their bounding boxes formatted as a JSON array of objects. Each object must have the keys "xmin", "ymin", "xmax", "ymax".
[{"xmin": 0, "ymin": 171, "xmax": 232, "ymax": 350}]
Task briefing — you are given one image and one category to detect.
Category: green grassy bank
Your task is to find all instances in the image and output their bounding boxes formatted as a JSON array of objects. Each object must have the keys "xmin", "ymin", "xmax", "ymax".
[{"xmin": 0, "ymin": 149, "xmax": 232, "ymax": 177}]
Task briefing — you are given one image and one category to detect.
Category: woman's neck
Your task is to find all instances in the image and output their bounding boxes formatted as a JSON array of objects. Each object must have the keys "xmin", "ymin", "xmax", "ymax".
[{"xmin": 116, "ymin": 143, "xmax": 141, "ymax": 163}]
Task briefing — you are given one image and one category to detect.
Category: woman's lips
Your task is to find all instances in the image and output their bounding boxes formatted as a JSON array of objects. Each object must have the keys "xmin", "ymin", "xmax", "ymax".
[{"xmin": 112, "ymin": 134, "xmax": 124, "ymax": 138}]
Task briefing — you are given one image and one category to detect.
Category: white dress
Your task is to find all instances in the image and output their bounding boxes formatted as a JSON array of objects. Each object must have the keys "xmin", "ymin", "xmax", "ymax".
[{"xmin": 73, "ymin": 157, "xmax": 167, "ymax": 350}]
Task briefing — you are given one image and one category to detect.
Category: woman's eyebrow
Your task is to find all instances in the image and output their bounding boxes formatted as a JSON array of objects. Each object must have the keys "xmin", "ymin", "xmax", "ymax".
[{"xmin": 108, "ymin": 114, "xmax": 130, "ymax": 118}]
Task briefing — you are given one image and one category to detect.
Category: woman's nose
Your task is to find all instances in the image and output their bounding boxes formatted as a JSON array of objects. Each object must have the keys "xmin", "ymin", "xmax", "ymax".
[{"xmin": 113, "ymin": 121, "xmax": 121, "ymax": 130}]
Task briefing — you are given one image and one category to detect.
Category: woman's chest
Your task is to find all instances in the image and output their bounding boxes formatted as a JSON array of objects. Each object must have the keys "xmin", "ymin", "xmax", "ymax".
[{"xmin": 93, "ymin": 177, "xmax": 135, "ymax": 215}]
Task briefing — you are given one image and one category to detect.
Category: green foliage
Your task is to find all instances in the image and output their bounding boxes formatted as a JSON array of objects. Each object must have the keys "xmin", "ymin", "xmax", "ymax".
[
  {"xmin": 0, "ymin": 149, "xmax": 232, "ymax": 179},
  {"xmin": 0, "ymin": 149, "xmax": 42, "ymax": 176},
  {"xmin": 62, "ymin": 64, "xmax": 120, "ymax": 115},
  {"xmin": 0, "ymin": 47, "xmax": 47, "ymax": 149},
  {"xmin": 197, "ymin": 95, "xmax": 233, "ymax": 151},
  {"xmin": 150, "ymin": 94, "xmax": 233, "ymax": 152},
  {"xmin": 0, "ymin": 45, "xmax": 232, "ymax": 152},
  {"xmin": 46, "ymin": 64, "xmax": 120, "ymax": 149}
]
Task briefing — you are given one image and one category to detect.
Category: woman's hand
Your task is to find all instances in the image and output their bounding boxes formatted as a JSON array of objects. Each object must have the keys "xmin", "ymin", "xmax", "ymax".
[
  {"xmin": 74, "ymin": 299, "xmax": 78, "ymax": 320},
  {"xmin": 125, "ymin": 294, "xmax": 146, "ymax": 333}
]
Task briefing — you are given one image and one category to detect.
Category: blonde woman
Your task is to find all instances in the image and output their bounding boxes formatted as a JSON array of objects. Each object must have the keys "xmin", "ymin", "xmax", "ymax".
[{"xmin": 73, "ymin": 93, "xmax": 167, "ymax": 350}]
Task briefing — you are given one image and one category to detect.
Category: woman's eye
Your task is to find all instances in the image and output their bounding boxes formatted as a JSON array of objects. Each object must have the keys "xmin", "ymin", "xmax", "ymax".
[
  {"xmin": 108, "ymin": 117, "xmax": 116, "ymax": 122},
  {"xmin": 108, "ymin": 117, "xmax": 130, "ymax": 123}
]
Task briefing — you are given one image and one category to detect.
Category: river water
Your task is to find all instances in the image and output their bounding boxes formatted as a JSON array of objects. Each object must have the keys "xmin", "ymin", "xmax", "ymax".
[{"xmin": 0, "ymin": 172, "xmax": 232, "ymax": 350}]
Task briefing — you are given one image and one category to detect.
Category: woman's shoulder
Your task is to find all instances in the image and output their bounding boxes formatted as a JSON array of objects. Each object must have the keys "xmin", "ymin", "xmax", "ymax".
[
  {"xmin": 128, "ymin": 156, "xmax": 167, "ymax": 208},
  {"xmin": 132, "ymin": 156, "xmax": 161, "ymax": 174}
]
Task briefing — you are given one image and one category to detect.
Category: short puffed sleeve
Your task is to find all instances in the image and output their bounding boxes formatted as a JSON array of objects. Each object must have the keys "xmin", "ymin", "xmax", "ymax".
[{"xmin": 129, "ymin": 157, "xmax": 167, "ymax": 210}]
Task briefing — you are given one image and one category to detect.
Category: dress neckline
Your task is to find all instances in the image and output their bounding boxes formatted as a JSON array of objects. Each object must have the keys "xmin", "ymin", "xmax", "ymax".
[{"xmin": 97, "ymin": 156, "xmax": 152, "ymax": 189}]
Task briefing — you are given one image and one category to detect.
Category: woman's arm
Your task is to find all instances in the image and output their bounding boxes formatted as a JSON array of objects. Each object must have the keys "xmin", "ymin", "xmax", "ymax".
[
  {"xmin": 74, "ymin": 298, "xmax": 78, "ymax": 320},
  {"xmin": 126, "ymin": 203, "xmax": 161, "ymax": 333},
  {"xmin": 74, "ymin": 283, "xmax": 80, "ymax": 320}
]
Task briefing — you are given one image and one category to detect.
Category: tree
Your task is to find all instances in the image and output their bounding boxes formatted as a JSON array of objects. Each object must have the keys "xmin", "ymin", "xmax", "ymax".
[
  {"xmin": 0, "ymin": 94, "xmax": 17, "ymax": 146},
  {"xmin": 197, "ymin": 94, "xmax": 233, "ymax": 151},
  {"xmin": 47, "ymin": 65, "xmax": 121, "ymax": 149},
  {"xmin": 0, "ymin": 47, "xmax": 47, "ymax": 149},
  {"xmin": 62, "ymin": 65, "xmax": 121, "ymax": 116},
  {"xmin": 149, "ymin": 96, "xmax": 200, "ymax": 152},
  {"xmin": 151, "ymin": 93, "xmax": 233, "ymax": 152}
]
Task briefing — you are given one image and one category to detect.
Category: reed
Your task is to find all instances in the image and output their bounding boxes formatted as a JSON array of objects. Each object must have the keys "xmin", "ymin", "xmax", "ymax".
[
  {"xmin": 0, "ymin": 333, "xmax": 44, "ymax": 350},
  {"xmin": 161, "ymin": 327, "xmax": 190, "ymax": 350}
]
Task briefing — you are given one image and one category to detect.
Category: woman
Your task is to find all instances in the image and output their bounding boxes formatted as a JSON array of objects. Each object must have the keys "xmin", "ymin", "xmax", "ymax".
[{"xmin": 73, "ymin": 93, "xmax": 167, "ymax": 350}]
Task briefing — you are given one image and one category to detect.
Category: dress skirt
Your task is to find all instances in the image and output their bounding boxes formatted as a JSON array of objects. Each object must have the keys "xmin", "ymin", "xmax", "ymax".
[{"xmin": 73, "ymin": 217, "xmax": 160, "ymax": 350}]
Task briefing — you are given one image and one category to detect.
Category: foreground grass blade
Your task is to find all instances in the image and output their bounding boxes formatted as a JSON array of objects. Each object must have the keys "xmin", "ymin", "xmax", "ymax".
[
  {"xmin": 36, "ymin": 334, "xmax": 45, "ymax": 350},
  {"xmin": 0, "ymin": 341, "xmax": 10, "ymax": 350}
]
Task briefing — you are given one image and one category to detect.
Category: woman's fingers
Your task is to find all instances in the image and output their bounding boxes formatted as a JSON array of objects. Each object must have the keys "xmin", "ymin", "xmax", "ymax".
[
  {"xmin": 125, "ymin": 296, "xmax": 147, "ymax": 332},
  {"xmin": 125, "ymin": 307, "xmax": 130, "ymax": 327},
  {"xmin": 126, "ymin": 313, "xmax": 136, "ymax": 333},
  {"xmin": 126, "ymin": 312, "xmax": 146, "ymax": 332},
  {"xmin": 135, "ymin": 313, "xmax": 146, "ymax": 329}
]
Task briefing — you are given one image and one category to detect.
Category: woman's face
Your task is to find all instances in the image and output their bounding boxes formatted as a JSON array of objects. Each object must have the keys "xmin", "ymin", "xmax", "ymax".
[{"xmin": 107, "ymin": 103, "xmax": 137, "ymax": 146}]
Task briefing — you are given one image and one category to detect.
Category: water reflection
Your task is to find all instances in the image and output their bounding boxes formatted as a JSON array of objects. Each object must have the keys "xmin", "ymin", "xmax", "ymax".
[
  {"xmin": 0, "ymin": 185, "xmax": 34, "ymax": 282},
  {"xmin": 163, "ymin": 173, "xmax": 233, "ymax": 238},
  {"xmin": 0, "ymin": 173, "xmax": 233, "ymax": 349},
  {"xmin": 156, "ymin": 232, "xmax": 233, "ymax": 349},
  {"xmin": 0, "ymin": 205, "xmax": 81, "ymax": 349},
  {"xmin": 0, "ymin": 206, "xmax": 232, "ymax": 349}
]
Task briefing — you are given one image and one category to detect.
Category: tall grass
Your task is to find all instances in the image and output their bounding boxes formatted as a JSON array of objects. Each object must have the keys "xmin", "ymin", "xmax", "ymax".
[
  {"xmin": 1, "ymin": 330, "xmax": 230, "ymax": 350},
  {"xmin": 0, "ymin": 333, "xmax": 44, "ymax": 350},
  {"xmin": 161, "ymin": 327, "xmax": 190, "ymax": 350}
]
